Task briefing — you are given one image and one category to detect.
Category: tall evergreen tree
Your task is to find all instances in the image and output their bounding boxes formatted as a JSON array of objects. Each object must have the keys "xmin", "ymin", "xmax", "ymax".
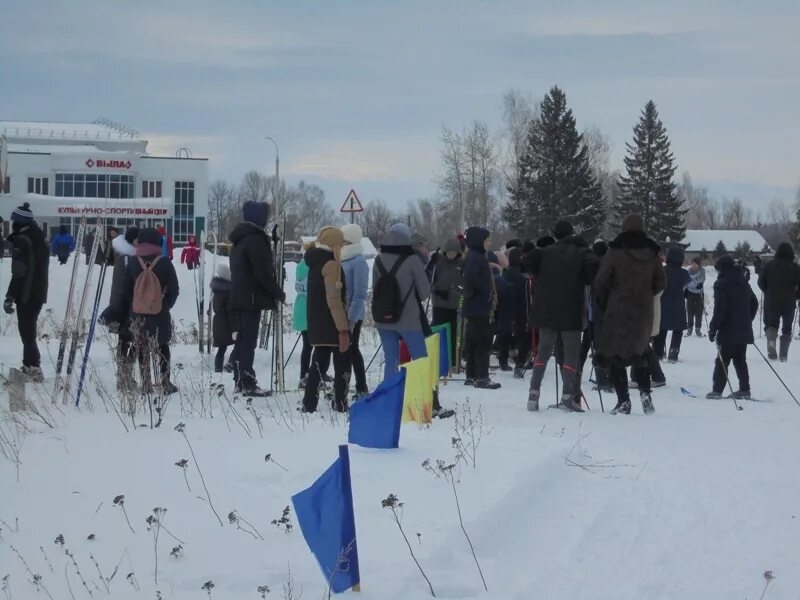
[
  {"xmin": 616, "ymin": 100, "xmax": 686, "ymax": 242},
  {"xmin": 504, "ymin": 86, "xmax": 606, "ymax": 239}
]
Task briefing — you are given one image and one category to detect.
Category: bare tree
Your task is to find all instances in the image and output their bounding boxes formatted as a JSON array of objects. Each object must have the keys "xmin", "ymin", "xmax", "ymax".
[
  {"xmin": 436, "ymin": 127, "xmax": 468, "ymax": 232},
  {"xmin": 407, "ymin": 198, "xmax": 439, "ymax": 246},
  {"xmin": 361, "ymin": 200, "xmax": 395, "ymax": 244},
  {"xmin": 582, "ymin": 126, "xmax": 618, "ymax": 237},
  {"xmin": 207, "ymin": 180, "xmax": 240, "ymax": 240},
  {"xmin": 500, "ymin": 89, "xmax": 538, "ymax": 196},
  {"xmin": 284, "ymin": 181, "xmax": 336, "ymax": 238},
  {"xmin": 239, "ymin": 170, "xmax": 271, "ymax": 205},
  {"xmin": 677, "ymin": 171, "xmax": 721, "ymax": 230},
  {"xmin": 721, "ymin": 197, "xmax": 752, "ymax": 229},
  {"xmin": 766, "ymin": 198, "xmax": 791, "ymax": 225}
]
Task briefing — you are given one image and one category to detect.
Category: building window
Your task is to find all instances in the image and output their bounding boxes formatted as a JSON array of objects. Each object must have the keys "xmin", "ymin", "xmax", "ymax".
[
  {"xmin": 142, "ymin": 180, "xmax": 162, "ymax": 198},
  {"xmin": 27, "ymin": 177, "xmax": 49, "ymax": 195},
  {"xmin": 174, "ymin": 181, "xmax": 195, "ymax": 244},
  {"xmin": 55, "ymin": 173, "xmax": 134, "ymax": 198}
]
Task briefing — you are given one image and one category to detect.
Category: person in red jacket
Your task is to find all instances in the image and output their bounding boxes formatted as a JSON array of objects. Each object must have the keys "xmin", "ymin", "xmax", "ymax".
[
  {"xmin": 158, "ymin": 225, "xmax": 174, "ymax": 261},
  {"xmin": 180, "ymin": 235, "xmax": 201, "ymax": 270}
]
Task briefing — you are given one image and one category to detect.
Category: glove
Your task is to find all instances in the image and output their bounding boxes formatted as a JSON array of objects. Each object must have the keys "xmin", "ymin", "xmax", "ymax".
[
  {"xmin": 232, "ymin": 331, "xmax": 238, "ymax": 341},
  {"xmin": 3, "ymin": 298, "xmax": 14, "ymax": 315},
  {"xmin": 338, "ymin": 330, "xmax": 350, "ymax": 353},
  {"xmin": 708, "ymin": 331, "xmax": 716, "ymax": 344},
  {"xmin": 107, "ymin": 321, "xmax": 120, "ymax": 334}
]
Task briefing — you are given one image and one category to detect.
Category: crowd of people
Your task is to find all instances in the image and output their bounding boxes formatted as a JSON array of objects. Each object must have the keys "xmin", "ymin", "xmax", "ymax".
[{"xmin": 5, "ymin": 199, "xmax": 800, "ymax": 418}]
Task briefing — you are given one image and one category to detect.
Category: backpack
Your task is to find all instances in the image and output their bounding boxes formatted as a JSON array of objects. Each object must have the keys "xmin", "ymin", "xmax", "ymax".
[
  {"xmin": 132, "ymin": 256, "xmax": 164, "ymax": 315},
  {"xmin": 372, "ymin": 255, "xmax": 412, "ymax": 324}
]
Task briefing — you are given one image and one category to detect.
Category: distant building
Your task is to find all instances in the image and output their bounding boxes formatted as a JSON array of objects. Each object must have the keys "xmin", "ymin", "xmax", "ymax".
[
  {"xmin": 0, "ymin": 120, "xmax": 208, "ymax": 244},
  {"xmin": 679, "ymin": 229, "xmax": 771, "ymax": 262}
]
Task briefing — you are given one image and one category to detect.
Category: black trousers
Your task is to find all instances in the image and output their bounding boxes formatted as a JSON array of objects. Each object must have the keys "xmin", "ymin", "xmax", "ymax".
[
  {"xmin": 630, "ymin": 344, "xmax": 664, "ymax": 385},
  {"xmin": 653, "ymin": 329, "xmax": 683, "ymax": 358},
  {"xmin": 712, "ymin": 343, "xmax": 750, "ymax": 393},
  {"xmin": 300, "ymin": 331, "xmax": 313, "ymax": 379},
  {"xmin": 230, "ymin": 309, "xmax": 261, "ymax": 386},
  {"xmin": 432, "ymin": 306, "xmax": 459, "ymax": 368},
  {"xmin": 610, "ymin": 359, "xmax": 651, "ymax": 401},
  {"xmin": 464, "ymin": 316, "xmax": 491, "ymax": 380},
  {"xmin": 686, "ymin": 294, "xmax": 704, "ymax": 330},
  {"xmin": 215, "ymin": 346, "xmax": 228, "ymax": 371},
  {"xmin": 303, "ymin": 346, "xmax": 352, "ymax": 412},
  {"xmin": 764, "ymin": 304, "xmax": 795, "ymax": 337},
  {"xmin": 351, "ymin": 320, "xmax": 367, "ymax": 393},
  {"xmin": 17, "ymin": 303, "xmax": 42, "ymax": 368},
  {"xmin": 497, "ymin": 320, "xmax": 532, "ymax": 368}
]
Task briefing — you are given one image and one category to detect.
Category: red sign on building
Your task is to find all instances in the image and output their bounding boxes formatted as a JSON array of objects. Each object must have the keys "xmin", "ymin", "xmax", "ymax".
[{"xmin": 85, "ymin": 159, "xmax": 133, "ymax": 169}]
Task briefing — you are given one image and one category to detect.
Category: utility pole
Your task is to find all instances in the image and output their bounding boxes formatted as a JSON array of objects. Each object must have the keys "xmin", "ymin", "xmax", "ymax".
[{"xmin": 266, "ymin": 136, "xmax": 280, "ymax": 217}]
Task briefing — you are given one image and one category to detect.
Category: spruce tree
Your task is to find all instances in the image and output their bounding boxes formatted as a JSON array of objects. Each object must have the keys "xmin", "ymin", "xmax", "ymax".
[
  {"xmin": 504, "ymin": 86, "xmax": 605, "ymax": 239},
  {"xmin": 616, "ymin": 100, "xmax": 686, "ymax": 242}
]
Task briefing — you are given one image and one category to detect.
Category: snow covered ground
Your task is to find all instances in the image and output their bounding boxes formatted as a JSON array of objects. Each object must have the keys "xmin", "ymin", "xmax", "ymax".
[{"xmin": 1, "ymin": 256, "xmax": 799, "ymax": 600}]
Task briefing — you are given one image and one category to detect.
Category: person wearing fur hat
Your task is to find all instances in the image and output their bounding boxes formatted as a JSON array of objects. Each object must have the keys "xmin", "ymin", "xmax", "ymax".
[
  {"xmin": 431, "ymin": 237, "xmax": 464, "ymax": 368},
  {"xmin": 594, "ymin": 214, "xmax": 665, "ymax": 415},
  {"xmin": 4, "ymin": 202, "xmax": 49, "ymax": 382},
  {"xmin": 302, "ymin": 226, "xmax": 351, "ymax": 413},
  {"xmin": 526, "ymin": 220, "xmax": 600, "ymax": 411},
  {"xmin": 340, "ymin": 224, "xmax": 370, "ymax": 398},
  {"xmin": 228, "ymin": 201, "xmax": 285, "ymax": 395},
  {"xmin": 211, "ymin": 263, "xmax": 236, "ymax": 372}
]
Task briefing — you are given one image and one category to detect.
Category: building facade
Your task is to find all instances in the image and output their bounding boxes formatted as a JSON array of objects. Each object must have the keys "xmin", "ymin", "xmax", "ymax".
[{"xmin": 0, "ymin": 121, "xmax": 207, "ymax": 244}]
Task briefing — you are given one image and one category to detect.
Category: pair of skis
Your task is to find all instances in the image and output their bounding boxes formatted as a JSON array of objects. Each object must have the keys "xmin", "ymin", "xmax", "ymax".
[{"xmin": 193, "ymin": 230, "xmax": 217, "ymax": 355}]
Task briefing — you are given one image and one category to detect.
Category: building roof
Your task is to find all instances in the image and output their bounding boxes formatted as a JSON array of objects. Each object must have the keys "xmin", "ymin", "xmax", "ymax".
[
  {"xmin": 1, "ymin": 120, "xmax": 143, "ymax": 142},
  {"xmin": 680, "ymin": 229, "xmax": 771, "ymax": 252}
]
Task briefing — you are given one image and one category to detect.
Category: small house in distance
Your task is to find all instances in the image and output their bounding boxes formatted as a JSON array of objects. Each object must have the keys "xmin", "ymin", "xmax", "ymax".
[{"xmin": 679, "ymin": 229, "xmax": 771, "ymax": 264}]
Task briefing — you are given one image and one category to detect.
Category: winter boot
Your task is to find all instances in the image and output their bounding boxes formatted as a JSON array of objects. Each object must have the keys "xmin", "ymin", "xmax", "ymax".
[
  {"xmin": 558, "ymin": 394, "xmax": 584, "ymax": 412},
  {"xmin": 729, "ymin": 389, "xmax": 751, "ymax": 400},
  {"xmin": 640, "ymin": 391, "xmax": 655, "ymax": 415},
  {"xmin": 779, "ymin": 335, "xmax": 791, "ymax": 362},
  {"xmin": 766, "ymin": 327, "xmax": 778, "ymax": 360},
  {"xmin": 236, "ymin": 383, "xmax": 272, "ymax": 397},
  {"xmin": 21, "ymin": 366, "xmax": 44, "ymax": 383},
  {"xmin": 705, "ymin": 391, "xmax": 723, "ymax": 399},
  {"xmin": 161, "ymin": 380, "xmax": 179, "ymax": 396},
  {"xmin": 610, "ymin": 399, "xmax": 631, "ymax": 415},
  {"xmin": 498, "ymin": 361, "xmax": 512, "ymax": 372},
  {"xmin": 527, "ymin": 389, "xmax": 540, "ymax": 412},
  {"xmin": 667, "ymin": 348, "xmax": 679, "ymax": 363},
  {"xmin": 474, "ymin": 378, "xmax": 501, "ymax": 390},
  {"xmin": 651, "ymin": 379, "xmax": 666, "ymax": 388},
  {"xmin": 513, "ymin": 366, "xmax": 526, "ymax": 379},
  {"xmin": 463, "ymin": 378, "xmax": 476, "ymax": 386},
  {"xmin": 695, "ymin": 328, "xmax": 703, "ymax": 337},
  {"xmin": 686, "ymin": 328, "xmax": 692, "ymax": 337}
]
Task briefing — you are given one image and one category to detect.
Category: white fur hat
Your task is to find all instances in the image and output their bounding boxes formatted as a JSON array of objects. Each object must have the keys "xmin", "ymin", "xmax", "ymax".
[{"xmin": 340, "ymin": 223, "xmax": 363, "ymax": 245}]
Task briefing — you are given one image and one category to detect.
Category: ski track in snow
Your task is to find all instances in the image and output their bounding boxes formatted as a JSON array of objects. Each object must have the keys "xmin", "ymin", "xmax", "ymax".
[{"xmin": 0, "ymin": 257, "xmax": 798, "ymax": 599}]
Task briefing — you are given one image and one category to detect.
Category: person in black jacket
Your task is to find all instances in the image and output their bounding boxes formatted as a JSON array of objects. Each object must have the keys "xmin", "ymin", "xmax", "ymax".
[
  {"xmin": 757, "ymin": 242, "xmax": 800, "ymax": 361},
  {"xmin": 502, "ymin": 247, "xmax": 531, "ymax": 378},
  {"xmin": 211, "ymin": 263, "xmax": 236, "ymax": 373},
  {"xmin": 4, "ymin": 203, "xmax": 49, "ymax": 382},
  {"xmin": 707, "ymin": 254, "xmax": 758, "ymax": 399},
  {"xmin": 228, "ymin": 201, "xmax": 285, "ymax": 395},
  {"xmin": 654, "ymin": 246, "xmax": 690, "ymax": 362},
  {"xmin": 430, "ymin": 237, "xmax": 463, "ymax": 368},
  {"xmin": 461, "ymin": 226, "xmax": 500, "ymax": 389},
  {"xmin": 527, "ymin": 220, "xmax": 599, "ymax": 412},
  {"xmin": 104, "ymin": 227, "xmax": 180, "ymax": 395}
]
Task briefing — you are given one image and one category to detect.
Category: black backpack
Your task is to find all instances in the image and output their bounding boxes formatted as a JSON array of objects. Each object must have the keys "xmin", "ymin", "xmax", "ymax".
[{"xmin": 372, "ymin": 255, "xmax": 412, "ymax": 324}]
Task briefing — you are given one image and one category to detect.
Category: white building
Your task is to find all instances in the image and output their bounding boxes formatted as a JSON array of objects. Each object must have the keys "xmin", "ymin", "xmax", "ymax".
[
  {"xmin": 679, "ymin": 229, "xmax": 771, "ymax": 261},
  {"xmin": 0, "ymin": 120, "xmax": 208, "ymax": 244}
]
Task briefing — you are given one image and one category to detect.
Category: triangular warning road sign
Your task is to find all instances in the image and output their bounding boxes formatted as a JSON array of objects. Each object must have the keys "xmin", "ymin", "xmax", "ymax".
[{"xmin": 340, "ymin": 189, "xmax": 364, "ymax": 213}]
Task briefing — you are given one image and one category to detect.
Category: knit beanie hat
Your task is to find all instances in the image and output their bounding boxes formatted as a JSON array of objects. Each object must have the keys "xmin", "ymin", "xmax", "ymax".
[
  {"xmin": 592, "ymin": 239, "xmax": 608, "ymax": 257},
  {"xmin": 11, "ymin": 202, "xmax": 34, "ymax": 223},
  {"xmin": 137, "ymin": 227, "xmax": 162, "ymax": 246},
  {"xmin": 411, "ymin": 233, "xmax": 428, "ymax": 248},
  {"xmin": 215, "ymin": 263, "xmax": 231, "ymax": 281},
  {"xmin": 622, "ymin": 214, "xmax": 645, "ymax": 232},
  {"xmin": 553, "ymin": 220, "xmax": 574, "ymax": 240},
  {"xmin": 242, "ymin": 201, "xmax": 269, "ymax": 229},
  {"xmin": 125, "ymin": 227, "xmax": 140, "ymax": 244},
  {"xmin": 340, "ymin": 223, "xmax": 363, "ymax": 245}
]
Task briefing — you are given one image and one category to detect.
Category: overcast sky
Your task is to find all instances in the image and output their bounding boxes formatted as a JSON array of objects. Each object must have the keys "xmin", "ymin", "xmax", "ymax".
[{"xmin": 2, "ymin": 0, "xmax": 798, "ymax": 212}]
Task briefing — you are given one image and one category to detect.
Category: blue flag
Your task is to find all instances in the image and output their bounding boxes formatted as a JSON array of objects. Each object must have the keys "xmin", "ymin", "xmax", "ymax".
[
  {"xmin": 437, "ymin": 328, "xmax": 449, "ymax": 378},
  {"xmin": 292, "ymin": 446, "xmax": 360, "ymax": 593},
  {"xmin": 348, "ymin": 370, "xmax": 405, "ymax": 449}
]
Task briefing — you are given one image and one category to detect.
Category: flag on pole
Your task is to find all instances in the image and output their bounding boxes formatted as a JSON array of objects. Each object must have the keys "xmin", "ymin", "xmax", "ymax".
[
  {"xmin": 401, "ymin": 357, "xmax": 433, "ymax": 424},
  {"xmin": 425, "ymin": 334, "xmax": 440, "ymax": 392},
  {"xmin": 292, "ymin": 445, "xmax": 361, "ymax": 593},
  {"xmin": 348, "ymin": 370, "xmax": 405, "ymax": 449},
  {"xmin": 431, "ymin": 323, "xmax": 451, "ymax": 377}
]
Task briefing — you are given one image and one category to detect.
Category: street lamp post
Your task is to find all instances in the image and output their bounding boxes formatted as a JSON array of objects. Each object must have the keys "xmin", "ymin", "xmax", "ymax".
[{"xmin": 265, "ymin": 136, "xmax": 279, "ymax": 217}]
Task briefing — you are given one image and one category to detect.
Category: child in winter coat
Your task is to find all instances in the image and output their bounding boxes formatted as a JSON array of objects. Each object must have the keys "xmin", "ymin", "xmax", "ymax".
[
  {"xmin": 340, "ymin": 224, "xmax": 370, "ymax": 398},
  {"xmin": 685, "ymin": 256, "xmax": 706, "ymax": 336},
  {"xmin": 211, "ymin": 263, "xmax": 236, "ymax": 372},
  {"xmin": 50, "ymin": 225, "xmax": 76, "ymax": 265},
  {"xmin": 707, "ymin": 254, "xmax": 758, "ymax": 399},
  {"xmin": 181, "ymin": 235, "xmax": 201, "ymax": 270}
]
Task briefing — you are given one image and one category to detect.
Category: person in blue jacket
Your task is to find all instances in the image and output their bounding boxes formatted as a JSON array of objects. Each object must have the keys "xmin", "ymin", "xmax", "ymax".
[
  {"xmin": 340, "ymin": 224, "xmax": 370, "ymax": 399},
  {"xmin": 50, "ymin": 225, "xmax": 76, "ymax": 265},
  {"xmin": 654, "ymin": 245, "xmax": 691, "ymax": 362}
]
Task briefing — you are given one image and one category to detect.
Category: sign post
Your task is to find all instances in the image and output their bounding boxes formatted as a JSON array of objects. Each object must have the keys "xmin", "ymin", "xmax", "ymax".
[{"xmin": 340, "ymin": 189, "xmax": 364, "ymax": 224}]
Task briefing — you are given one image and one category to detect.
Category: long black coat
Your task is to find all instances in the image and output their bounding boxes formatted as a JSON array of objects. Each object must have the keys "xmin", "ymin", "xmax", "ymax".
[
  {"xmin": 305, "ymin": 247, "xmax": 347, "ymax": 347},
  {"xmin": 594, "ymin": 231, "xmax": 666, "ymax": 367},
  {"xmin": 757, "ymin": 243, "xmax": 800, "ymax": 313},
  {"xmin": 211, "ymin": 277, "xmax": 236, "ymax": 347},
  {"xmin": 493, "ymin": 270, "xmax": 513, "ymax": 335},
  {"xmin": 229, "ymin": 222, "xmax": 284, "ymax": 312},
  {"xmin": 503, "ymin": 264, "xmax": 528, "ymax": 326},
  {"xmin": 660, "ymin": 246, "xmax": 690, "ymax": 331},
  {"xmin": 6, "ymin": 223, "xmax": 49, "ymax": 306},
  {"xmin": 462, "ymin": 227, "xmax": 492, "ymax": 318},
  {"xmin": 709, "ymin": 255, "xmax": 758, "ymax": 346},
  {"xmin": 104, "ymin": 252, "xmax": 180, "ymax": 346},
  {"xmin": 529, "ymin": 235, "xmax": 599, "ymax": 331}
]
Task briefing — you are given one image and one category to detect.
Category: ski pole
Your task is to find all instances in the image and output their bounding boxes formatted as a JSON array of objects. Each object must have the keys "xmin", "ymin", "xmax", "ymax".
[
  {"xmin": 365, "ymin": 342, "xmax": 383, "ymax": 373},
  {"xmin": 554, "ymin": 356, "xmax": 560, "ymax": 407},
  {"xmin": 751, "ymin": 343, "xmax": 800, "ymax": 408},
  {"xmin": 713, "ymin": 343, "xmax": 743, "ymax": 411},
  {"xmin": 283, "ymin": 333, "xmax": 302, "ymax": 370},
  {"xmin": 589, "ymin": 338, "xmax": 605, "ymax": 413}
]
